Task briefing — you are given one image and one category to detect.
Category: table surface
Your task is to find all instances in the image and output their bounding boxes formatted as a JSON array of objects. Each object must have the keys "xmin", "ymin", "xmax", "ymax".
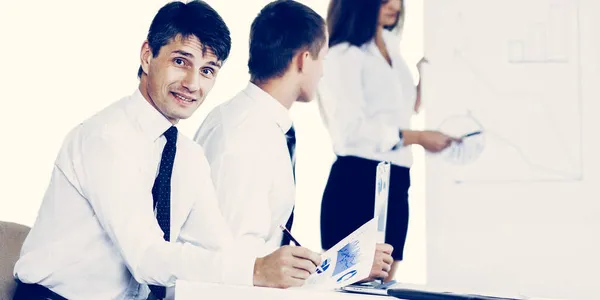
[
  {"xmin": 174, "ymin": 280, "xmax": 566, "ymax": 300},
  {"xmin": 175, "ymin": 280, "xmax": 394, "ymax": 300}
]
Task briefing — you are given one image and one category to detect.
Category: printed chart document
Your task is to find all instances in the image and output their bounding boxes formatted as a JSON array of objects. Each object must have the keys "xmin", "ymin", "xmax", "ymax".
[
  {"xmin": 301, "ymin": 218, "xmax": 377, "ymax": 290},
  {"xmin": 374, "ymin": 161, "xmax": 391, "ymax": 243}
]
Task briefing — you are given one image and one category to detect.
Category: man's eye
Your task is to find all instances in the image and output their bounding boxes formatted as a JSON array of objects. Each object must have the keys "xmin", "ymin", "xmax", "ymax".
[{"xmin": 174, "ymin": 58, "xmax": 185, "ymax": 66}]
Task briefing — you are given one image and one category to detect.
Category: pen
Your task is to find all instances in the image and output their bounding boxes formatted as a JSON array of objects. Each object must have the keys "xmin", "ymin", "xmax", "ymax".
[
  {"xmin": 279, "ymin": 224, "xmax": 303, "ymax": 246},
  {"xmin": 461, "ymin": 130, "xmax": 482, "ymax": 138},
  {"xmin": 279, "ymin": 224, "xmax": 325, "ymax": 273}
]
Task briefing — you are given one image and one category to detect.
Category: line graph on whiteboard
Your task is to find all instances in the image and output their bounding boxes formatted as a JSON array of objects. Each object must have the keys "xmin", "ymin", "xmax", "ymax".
[{"xmin": 437, "ymin": 111, "xmax": 582, "ymax": 183}]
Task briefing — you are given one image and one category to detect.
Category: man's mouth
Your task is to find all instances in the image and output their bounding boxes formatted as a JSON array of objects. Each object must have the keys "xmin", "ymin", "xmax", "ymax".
[{"xmin": 172, "ymin": 92, "xmax": 196, "ymax": 103}]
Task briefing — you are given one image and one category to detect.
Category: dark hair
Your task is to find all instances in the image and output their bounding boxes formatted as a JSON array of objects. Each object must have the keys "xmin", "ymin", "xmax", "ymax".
[
  {"xmin": 137, "ymin": 0, "xmax": 231, "ymax": 78},
  {"xmin": 327, "ymin": 0, "xmax": 404, "ymax": 48},
  {"xmin": 248, "ymin": 0, "xmax": 326, "ymax": 83}
]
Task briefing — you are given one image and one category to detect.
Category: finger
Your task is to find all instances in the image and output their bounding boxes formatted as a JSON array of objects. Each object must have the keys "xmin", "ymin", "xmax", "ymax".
[
  {"xmin": 370, "ymin": 269, "xmax": 389, "ymax": 280},
  {"xmin": 381, "ymin": 253, "xmax": 394, "ymax": 265},
  {"xmin": 376, "ymin": 243, "xmax": 394, "ymax": 254},
  {"xmin": 291, "ymin": 247, "xmax": 321, "ymax": 267},
  {"xmin": 292, "ymin": 256, "xmax": 319, "ymax": 275},
  {"xmin": 374, "ymin": 256, "xmax": 392, "ymax": 272},
  {"xmin": 286, "ymin": 277, "xmax": 306, "ymax": 288},
  {"xmin": 441, "ymin": 138, "xmax": 452, "ymax": 149},
  {"xmin": 290, "ymin": 267, "xmax": 312, "ymax": 280},
  {"xmin": 445, "ymin": 138, "xmax": 454, "ymax": 147}
]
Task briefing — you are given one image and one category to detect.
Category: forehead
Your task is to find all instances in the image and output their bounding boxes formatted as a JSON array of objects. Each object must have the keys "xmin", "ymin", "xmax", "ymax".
[{"xmin": 160, "ymin": 34, "xmax": 218, "ymax": 61}]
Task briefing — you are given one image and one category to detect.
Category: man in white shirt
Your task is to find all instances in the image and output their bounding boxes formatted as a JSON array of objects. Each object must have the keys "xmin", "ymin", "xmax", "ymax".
[
  {"xmin": 194, "ymin": 0, "xmax": 393, "ymax": 285},
  {"xmin": 13, "ymin": 1, "xmax": 320, "ymax": 299}
]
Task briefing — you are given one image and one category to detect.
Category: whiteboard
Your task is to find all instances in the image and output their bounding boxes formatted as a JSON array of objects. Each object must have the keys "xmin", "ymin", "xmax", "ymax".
[{"xmin": 424, "ymin": 0, "xmax": 600, "ymax": 299}]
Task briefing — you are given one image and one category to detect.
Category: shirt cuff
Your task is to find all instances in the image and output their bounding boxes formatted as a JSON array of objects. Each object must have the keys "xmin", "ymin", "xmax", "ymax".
[
  {"xmin": 377, "ymin": 127, "xmax": 402, "ymax": 152},
  {"xmin": 220, "ymin": 242, "xmax": 258, "ymax": 286}
]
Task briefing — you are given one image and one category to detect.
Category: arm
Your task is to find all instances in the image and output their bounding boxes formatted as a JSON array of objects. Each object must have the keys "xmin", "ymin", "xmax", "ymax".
[
  {"xmin": 210, "ymin": 148, "xmax": 274, "ymax": 255},
  {"xmin": 414, "ymin": 80, "xmax": 422, "ymax": 113},
  {"xmin": 76, "ymin": 133, "xmax": 255, "ymax": 287},
  {"xmin": 320, "ymin": 46, "xmax": 403, "ymax": 152},
  {"xmin": 201, "ymin": 131, "xmax": 321, "ymax": 288}
]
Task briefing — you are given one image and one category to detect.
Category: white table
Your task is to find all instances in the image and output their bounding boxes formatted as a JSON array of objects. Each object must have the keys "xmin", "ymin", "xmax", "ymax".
[{"xmin": 175, "ymin": 280, "xmax": 393, "ymax": 300}]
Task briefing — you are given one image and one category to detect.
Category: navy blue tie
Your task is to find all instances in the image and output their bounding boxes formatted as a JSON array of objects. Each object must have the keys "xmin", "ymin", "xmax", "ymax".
[
  {"xmin": 149, "ymin": 126, "xmax": 177, "ymax": 299},
  {"xmin": 281, "ymin": 125, "xmax": 296, "ymax": 246}
]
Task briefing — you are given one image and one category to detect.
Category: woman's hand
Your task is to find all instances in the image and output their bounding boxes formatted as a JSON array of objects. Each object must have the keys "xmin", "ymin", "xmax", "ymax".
[{"xmin": 415, "ymin": 57, "xmax": 428, "ymax": 113}]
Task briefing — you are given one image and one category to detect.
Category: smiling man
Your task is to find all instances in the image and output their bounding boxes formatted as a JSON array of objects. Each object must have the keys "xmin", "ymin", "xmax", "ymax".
[{"xmin": 11, "ymin": 1, "xmax": 308, "ymax": 300}]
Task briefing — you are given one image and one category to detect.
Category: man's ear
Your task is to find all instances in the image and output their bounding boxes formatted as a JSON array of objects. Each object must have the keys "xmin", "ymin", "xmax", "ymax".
[
  {"xmin": 294, "ymin": 50, "xmax": 311, "ymax": 73},
  {"xmin": 140, "ymin": 40, "xmax": 153, "ymax": 76}
]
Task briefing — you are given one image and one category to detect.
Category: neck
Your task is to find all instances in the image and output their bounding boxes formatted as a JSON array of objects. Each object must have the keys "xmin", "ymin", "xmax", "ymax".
[
  {"xmin": 252, "ymin": 77, "xmax": 298, "ymax": 110},
  {"xmin": 375, "ymin": 26, "xmax": 385, "ymax": 46},
  {"xmin": 138, "ymin": 76, "xmax": 178, "ymax": 124}
]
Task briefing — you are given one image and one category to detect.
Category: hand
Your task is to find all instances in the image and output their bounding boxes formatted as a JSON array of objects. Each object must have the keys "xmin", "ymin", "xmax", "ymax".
[
  {"xmin": 417, "ymin": 57, "xmax": 429, "ymax": 70},
  {"xmin": 355, "ymin": 243, "xmax": 394, "ymax": 284},
  {"xmin": 415, "ymin": 57, "xmax": 428, "ymax": 113},
  {"xmin": 253, "ymin": 245, "xmax": 322, "ymax": 289},
  {"xmin": 368, "ymin": 243, "xmax": 394, "ymax": 280},
  {"xmin": 418, "ymin": 131, "xmax": 459, "ymax": 153}
]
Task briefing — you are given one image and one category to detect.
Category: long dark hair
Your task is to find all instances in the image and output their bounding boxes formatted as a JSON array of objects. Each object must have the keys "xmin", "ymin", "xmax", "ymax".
[{"xmin": 327, "ymin": 0, "xmax": 404, "ymax": 48}]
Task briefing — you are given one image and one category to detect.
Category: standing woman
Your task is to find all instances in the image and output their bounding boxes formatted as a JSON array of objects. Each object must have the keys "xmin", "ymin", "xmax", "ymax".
[{"xmin": 318, "ymin": 0, "xmax": 456, "ymax": 281}]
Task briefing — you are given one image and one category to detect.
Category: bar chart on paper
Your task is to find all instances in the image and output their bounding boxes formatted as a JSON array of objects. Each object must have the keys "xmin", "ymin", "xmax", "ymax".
[{"xmin": 425, "ymin": 0, "xmax": 582, "ymax": 183}]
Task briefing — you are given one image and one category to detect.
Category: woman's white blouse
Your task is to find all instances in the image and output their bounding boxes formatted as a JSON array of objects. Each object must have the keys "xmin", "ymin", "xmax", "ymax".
[{"xmin": 318, "ymin": 30, "xmax": 417, "ymax": 167}]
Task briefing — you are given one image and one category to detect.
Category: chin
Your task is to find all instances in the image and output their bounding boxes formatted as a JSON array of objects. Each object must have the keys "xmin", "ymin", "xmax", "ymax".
[{"xmin": 297, "ymin": 95, "xmax": 315, "ymax": 103}]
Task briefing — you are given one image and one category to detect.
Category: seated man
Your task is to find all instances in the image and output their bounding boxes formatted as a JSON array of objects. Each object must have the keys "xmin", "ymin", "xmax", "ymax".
[
  {"xmin": 13, "ymin": 1, "xmax": 320, "ymax": 299},
  {"xmin": 194, "ymin": 0, "xmax": 393, "ymax": 286}
]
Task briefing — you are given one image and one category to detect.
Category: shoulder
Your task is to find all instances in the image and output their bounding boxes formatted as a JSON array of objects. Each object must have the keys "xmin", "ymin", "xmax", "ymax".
[
  {"xmin": 199, "ymin": 91, "xmax": 267, "ymax": 134},
  {"xmin": 177, "ymin": 134, "xmax": 210, "ymax": 166},
  {"xmin": 55, "ymin": 96, "xmax": 142, "ymax": 169},
  {"xmin": 196, "ymin": 93, "xmax": 274, "ymax": 160},
  {"xmin": 327, "ymin": 42, "xmax": 368, "ymax": 65},
  {"xmin": 74, "ymin": 96, "xmax": 140, "ymax": 148}
]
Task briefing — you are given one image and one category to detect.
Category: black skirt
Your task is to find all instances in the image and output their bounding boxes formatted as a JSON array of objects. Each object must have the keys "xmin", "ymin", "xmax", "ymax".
[{"xmin": 320, "ymin": 155, "xmax": 411, "ymax": 261}]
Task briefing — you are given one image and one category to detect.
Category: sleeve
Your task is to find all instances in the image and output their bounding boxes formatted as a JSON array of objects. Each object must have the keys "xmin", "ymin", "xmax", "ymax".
[
  {"xmin": 75, "ymin": 133, "xmax": 256, "ymax": 287},
  {"xmin": 208, "ymin": 140, "xmax": 275, "ymax": 258},
  {"xmin": 319, "ymin": 45, "xmax": 403, "ymax": 152}
]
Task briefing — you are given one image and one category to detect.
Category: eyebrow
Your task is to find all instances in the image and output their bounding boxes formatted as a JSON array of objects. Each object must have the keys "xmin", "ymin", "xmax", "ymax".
[
  {"xmin": 172, "ymin": 50, "xmax": 194, "ymax": 58},
  {"xmin": 208, "ymin": 61, "xmax": 222, "ymax": 68},
  {"xmin": 171, "ymin": 50, "xmax": 222, "ymax": 68}
]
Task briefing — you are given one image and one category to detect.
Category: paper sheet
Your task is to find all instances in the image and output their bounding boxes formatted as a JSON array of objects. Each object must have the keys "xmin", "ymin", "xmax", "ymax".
[
  {"xmin": 301, "ymin": 218, "xmax": 377, "ymax": 290},
  {"xmin": 374, "ymin": 161, "xmax": 391, "ymax": 243}
]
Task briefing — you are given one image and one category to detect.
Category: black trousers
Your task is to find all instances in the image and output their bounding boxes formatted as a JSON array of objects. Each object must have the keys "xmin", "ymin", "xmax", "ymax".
[
  {"xmin": 13, "ymin": 280, "xmax": 68, "ymax": 300},
  {"xmin": 320, "ymin": 155, "xmax": 411, "ymax": 260}
]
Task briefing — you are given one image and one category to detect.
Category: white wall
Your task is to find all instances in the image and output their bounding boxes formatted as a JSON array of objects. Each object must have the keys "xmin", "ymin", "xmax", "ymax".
[
  {"xmin": 424, "ymin": 0, "xmax": 600, "ymax": 299},
  {"xmin": 0, "ymin": 0, "xmax": 426, "ymax": 284}
]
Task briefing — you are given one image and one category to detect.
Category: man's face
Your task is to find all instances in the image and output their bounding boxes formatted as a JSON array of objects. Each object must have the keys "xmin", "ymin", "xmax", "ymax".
[
  {"xmin": 140, "ymin": 34, "xmax": 222, "ymax": 124},
  {"xmin": 297, "ymin": 34, "xmax": 329, "ymax": 103}
]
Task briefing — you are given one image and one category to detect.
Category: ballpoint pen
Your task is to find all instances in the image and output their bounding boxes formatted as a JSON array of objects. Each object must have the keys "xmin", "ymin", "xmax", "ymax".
[{"xmin": 279, "ymin": 224, "xmax": 325, "ymax": 273}]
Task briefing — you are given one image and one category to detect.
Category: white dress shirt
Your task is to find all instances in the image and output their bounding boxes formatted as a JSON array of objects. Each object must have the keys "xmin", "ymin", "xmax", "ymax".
[
  {"xmin": 318, "ymin": 30, "xmax": 417, "ymax": 167},
  {"xmin": 194, "ymin": 83, "xmax": 295, "ymax": 257},
  {"xmin": 14, "ymin": 90, "xmax": 256, "ymax": 300}
]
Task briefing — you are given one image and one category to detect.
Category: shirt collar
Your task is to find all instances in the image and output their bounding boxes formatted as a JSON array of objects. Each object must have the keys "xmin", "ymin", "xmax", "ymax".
[
  {"xmin": 242, "ymin": 82, "xmax": 293, "ymax": 134},
  {"xmin": 127, "ymin": 88, "xmax": 174, "ymax": 141},
  {"xmin": 367, "ymin": 31, "xmax": 396, "ymax": 64}
]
